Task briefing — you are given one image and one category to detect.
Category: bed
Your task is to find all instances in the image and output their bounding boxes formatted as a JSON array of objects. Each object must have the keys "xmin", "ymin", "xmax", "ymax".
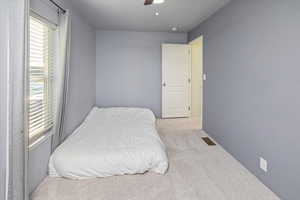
[{"xmin": 49, "ymin": 107, "xmax": 168, "ymax": 179}]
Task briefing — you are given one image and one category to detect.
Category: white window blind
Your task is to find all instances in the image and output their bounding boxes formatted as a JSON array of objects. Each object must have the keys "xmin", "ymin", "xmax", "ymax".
[{"xmin": 28, "ymin": 14, "xmax": 55, "ymax": 143}]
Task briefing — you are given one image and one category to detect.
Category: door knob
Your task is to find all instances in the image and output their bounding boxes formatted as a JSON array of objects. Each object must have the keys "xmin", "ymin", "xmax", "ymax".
[{"xmin": 162, "ymin": 83, "xmax": 166, "ymax": 87}]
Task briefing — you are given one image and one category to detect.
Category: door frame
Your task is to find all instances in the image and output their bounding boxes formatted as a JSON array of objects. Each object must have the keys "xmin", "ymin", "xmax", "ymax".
[
  {"xmin": 0, "ymin": 1, "xmax": 10, "ymax": 199},
  {"xmin": 189, "ymin": 35, "xmax": 204, "ymax": 128}
]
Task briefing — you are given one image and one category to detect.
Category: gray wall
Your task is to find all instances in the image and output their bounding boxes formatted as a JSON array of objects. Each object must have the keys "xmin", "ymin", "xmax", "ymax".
[
  {"xmin": 28, "ymin": 0, "xmax": 96, "ymax": 194},
  {"xmin": 96, "ymin": 30, "xmax": 187, "ymax": 117},
  {"xmin": 28, "ymin": 139, "xmax": 51, "ymax": 193},
  {"xmin": 189, "ymin": 0, "xmax": 300, "ymax": 199}
]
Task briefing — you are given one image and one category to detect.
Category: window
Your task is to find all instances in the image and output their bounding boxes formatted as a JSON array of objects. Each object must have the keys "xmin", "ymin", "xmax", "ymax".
[{"xmin": 28, "ymin": 14, "xmax": 55, "ymax": 144}]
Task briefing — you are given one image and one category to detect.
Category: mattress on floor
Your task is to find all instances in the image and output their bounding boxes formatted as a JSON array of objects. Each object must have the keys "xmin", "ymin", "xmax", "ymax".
[{"xmin": 49, "ymin": 107, "xmax": 168, "ymax": 179}]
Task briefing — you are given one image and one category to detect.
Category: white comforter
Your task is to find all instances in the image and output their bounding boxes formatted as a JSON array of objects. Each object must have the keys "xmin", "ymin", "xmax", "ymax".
[{"xmin": 49, "ymin": 107, "xmax": 168, "ymax": 179}]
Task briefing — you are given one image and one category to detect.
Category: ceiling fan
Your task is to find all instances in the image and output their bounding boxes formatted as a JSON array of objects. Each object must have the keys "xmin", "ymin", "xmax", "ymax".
[{"xmin": 144, "ymin": 0, "xmax": 165, "ymax": 6}]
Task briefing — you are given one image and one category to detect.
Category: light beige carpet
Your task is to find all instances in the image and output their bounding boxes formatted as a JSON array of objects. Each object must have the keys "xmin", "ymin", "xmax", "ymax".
[{"xmin": 31, "ymin": 119, "xmax": 280, "ymax": 200}]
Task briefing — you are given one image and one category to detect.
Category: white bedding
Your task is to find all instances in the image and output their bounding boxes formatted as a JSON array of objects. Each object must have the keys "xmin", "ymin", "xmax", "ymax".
[{"xmin": 49, "ymin": 107, "xmax": 168, "ymax": 179}]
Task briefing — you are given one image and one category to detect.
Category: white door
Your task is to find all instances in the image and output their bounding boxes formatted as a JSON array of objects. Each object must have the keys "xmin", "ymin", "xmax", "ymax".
[{"xmin": 162, "ymin": 44, "xmax": 191, "ymax": 118}]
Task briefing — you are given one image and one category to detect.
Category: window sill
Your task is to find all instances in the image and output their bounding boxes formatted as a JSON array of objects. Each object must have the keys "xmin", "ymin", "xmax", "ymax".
[{"xmin": 28, "ymin": 131, "xmax": 53, "ymax": 151}]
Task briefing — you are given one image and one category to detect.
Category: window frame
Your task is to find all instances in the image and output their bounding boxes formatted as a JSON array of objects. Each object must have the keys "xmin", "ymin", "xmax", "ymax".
[{"xmin": 27, "ymin": 11, "xmax": 57, "ymax": 146}]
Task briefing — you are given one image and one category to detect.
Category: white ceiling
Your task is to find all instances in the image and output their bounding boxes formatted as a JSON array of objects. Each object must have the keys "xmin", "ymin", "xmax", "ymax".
[{"xmin": 69, "ymin": 0, "xmax": 231, "ymax": 32}]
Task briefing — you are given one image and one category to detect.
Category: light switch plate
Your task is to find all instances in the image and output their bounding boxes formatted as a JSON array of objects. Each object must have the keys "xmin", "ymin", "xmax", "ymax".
[
  {"xmin": 260, "ymin": 157, "xmax": 268, "ymax": 172},
  {"xmin": 203, "ymin": 74, "xmax": 206, "ymax": 81}
]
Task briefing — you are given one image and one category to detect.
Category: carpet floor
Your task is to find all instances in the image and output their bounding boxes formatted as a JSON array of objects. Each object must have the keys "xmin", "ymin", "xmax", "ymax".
[{"xmin": 31, "ymin": 118, "xmax": 280, "ymax": 200}]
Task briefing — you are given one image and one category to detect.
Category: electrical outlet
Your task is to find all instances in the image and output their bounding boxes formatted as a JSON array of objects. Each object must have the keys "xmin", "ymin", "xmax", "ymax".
[{"xmin": 260, "ymin": 157, "xmax": 268, "ymax": 172}]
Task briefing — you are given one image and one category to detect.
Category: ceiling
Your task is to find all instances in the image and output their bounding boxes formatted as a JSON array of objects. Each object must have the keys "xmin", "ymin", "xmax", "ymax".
[{"xmin": 69, "ymin": 0, "xmax": 231, "ymax": 32}]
